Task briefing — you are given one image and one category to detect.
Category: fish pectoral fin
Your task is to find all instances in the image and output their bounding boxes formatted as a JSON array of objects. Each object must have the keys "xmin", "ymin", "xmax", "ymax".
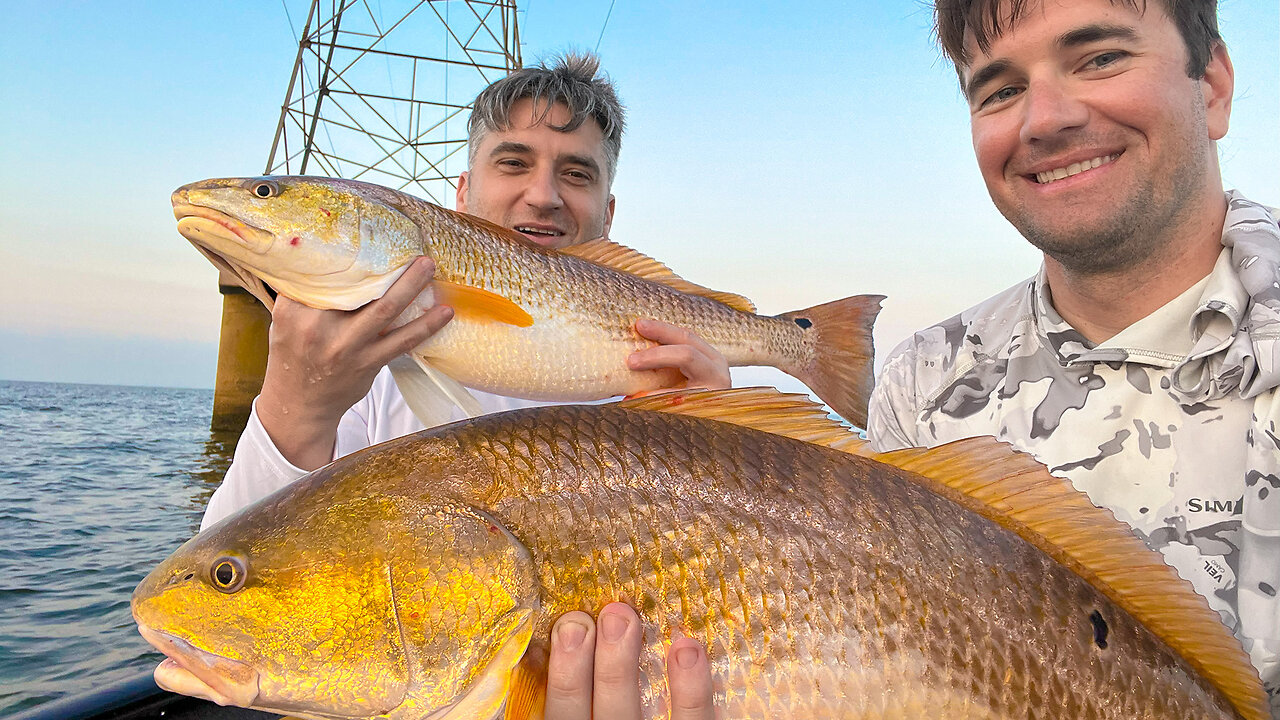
[
  {"xmin": 434, "ymin": 280, "xmax": 533, "ymax": 327},
  {"xmin": 561, "ymin": 238, "xmax": 756, "ymax": 313},
  {"xmin": 504, "ymin": 640, "xmax": 548, "ymax": 720},
  {"xmin": 388, "ymin": 355, "xmax": 483, "ymax": 428}
]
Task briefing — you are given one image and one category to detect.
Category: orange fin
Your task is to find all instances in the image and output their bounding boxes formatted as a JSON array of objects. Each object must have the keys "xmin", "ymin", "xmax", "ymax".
[
  {"xmin": 435, "ymin": 280, "xmax": 533, "ymax": 327},
  {"xmin": 776, "ymin": 294, "xmax": 884, "ymax": 429},
  {"xmin": 619, "ymin": 387, "xmax": 1268, "ymax": 720},
  {"xmin": 504, "ymin": 640, "xmax": 549, "ymax": 720},
  {"xmin": 620, "ymin": 386, "xmax": 870, "ymax": 455},
  {"xmin": 562, "ymin": 238, "xmax": 756, "ymax": 313},
  {"xmin": 871, "ymin": 439, "xmax": 1268, "ymax": 720}
]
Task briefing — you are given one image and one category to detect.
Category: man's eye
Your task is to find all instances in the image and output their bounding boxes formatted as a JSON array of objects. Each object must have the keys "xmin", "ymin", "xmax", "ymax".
[
  {"xmin": 1087, "ymin": 51, "xmax": 1127, "ymax": 69},
  {"xmin": 497, "ymin": 158, "xmax": 525, "ymax": 169},
  {"xmin": 982, "ymin": 86, "xmax": 1021, "ymax": 107},
  {"xmin": 564, "ymin": 170, "xmax": 592, "ymax": 183}
]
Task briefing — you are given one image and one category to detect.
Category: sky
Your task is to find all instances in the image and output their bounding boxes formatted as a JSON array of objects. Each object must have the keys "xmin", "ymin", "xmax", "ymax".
[{"xmin": 0, "ymin": 0, "xmax": 1276, "ymax": 392}]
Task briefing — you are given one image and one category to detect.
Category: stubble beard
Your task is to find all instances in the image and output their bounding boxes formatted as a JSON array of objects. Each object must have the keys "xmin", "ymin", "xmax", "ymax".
[
  {"xmin": 1004, "ymin": 145, "xmax": 1208, "ymax": 278},
  {"xmin": 1008, "ymin": 182, "xmax": 1161, "ymax": 275}
]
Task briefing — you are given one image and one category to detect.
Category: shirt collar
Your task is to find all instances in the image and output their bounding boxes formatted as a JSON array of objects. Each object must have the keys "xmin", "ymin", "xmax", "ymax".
[
  {"xmin": 1173, "ymin": 191, "xmax": 1280, "ymax": 400},
  {"xmin": 1031, "ymin": 191, "xmax": 1279, "ymax": 399}
]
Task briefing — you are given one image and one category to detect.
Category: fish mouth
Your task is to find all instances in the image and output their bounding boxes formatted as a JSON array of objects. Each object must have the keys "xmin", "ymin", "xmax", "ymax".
[
  {"xmin": 137, "ymin": 624, "xmax": 261, "ymax": 708},
  {"xmin": 173, "ymin": 202, "xmax": 275, "ymax": 256},
  {"xmin": 173, "ymin": 200, "xmax": 280, "ymax": 309}
]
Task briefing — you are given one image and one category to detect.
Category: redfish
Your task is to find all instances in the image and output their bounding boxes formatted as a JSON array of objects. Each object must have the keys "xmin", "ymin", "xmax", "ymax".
[
  {"xmin": 172, "ymin": 176, "xmax": 882, "ymax": 427},
  {"xmin": 133, "ymin": 388, "xmax": 1267, "ymax": 719}
]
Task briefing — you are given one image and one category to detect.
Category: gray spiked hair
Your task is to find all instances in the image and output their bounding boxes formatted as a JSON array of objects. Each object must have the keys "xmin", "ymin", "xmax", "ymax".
[{"xmin": 467, "ymin": 52, "xmax": 626, "ymax": 185}]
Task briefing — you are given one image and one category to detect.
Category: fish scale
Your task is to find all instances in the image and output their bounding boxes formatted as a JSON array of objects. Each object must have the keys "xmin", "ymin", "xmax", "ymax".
[
  {"xmin": 432, "ymin": 407, "xmax": 1228, "ymax": 719},
  {"xmin": 133, "ymin": 396, "xmax": 1259, "ymax": 719}
]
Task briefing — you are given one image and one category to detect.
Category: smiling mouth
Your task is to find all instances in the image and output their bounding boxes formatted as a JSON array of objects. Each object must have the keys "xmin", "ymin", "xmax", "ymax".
[
  {"xmin": 1033, "ymin": 153, "xmax": 1120, "ymax": 185},
  {"xmin": 514, "ymin": 225, "xmax": 565, "ymax": 240}
]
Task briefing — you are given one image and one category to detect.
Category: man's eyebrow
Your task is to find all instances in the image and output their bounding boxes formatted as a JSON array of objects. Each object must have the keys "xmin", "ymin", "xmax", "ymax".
[
  {"xmin": 963, "ymin": 24, "xmax": 1139, "ymax": 104},
  {"xmin": 487, "ymin": 142, "xmax": 600, "ymax": 174},
  {"xmin": 560, "ymin": 153, "xmax": 601, "ymax": 175},
  {"xmin": 1057, "ymin": 23, "xmax": 1139, "ymax": 49},
  {"xmin": 488, "ymin": 141, "xmax": 531, "ymax": 156},
  {"xmin": 964, "ymin": 59, "xmax": 1011, "ymax": 104}
]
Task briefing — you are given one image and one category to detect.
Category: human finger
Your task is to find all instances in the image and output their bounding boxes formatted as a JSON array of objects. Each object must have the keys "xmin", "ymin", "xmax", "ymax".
[
  {"xmin": 366, "ymin": 304, "xmax": 453, "ymax": 363},
  {"xmin": 592, "ymin": 602, "xmax": 644, "ymax": 720},
  {"xmin": 351, "ymin": 256, "xmax": 436, "ymax": 335},
  {"xmin": 627, "ymin": 344, "xmax": 730, "ymax": 391},
  {"xmin": 630, "ymin": 319, "xmax": 730, "ymax": 390},
  {"xmin": 633, "ymin": 317, "xmax": 701, "ymax": 347},
  {"xmin": 667, "ymin": 637, "xmax": 716, "ymax": 720},
  {"xmin": 543, "ymin": 612, "xmax": 596, "ymax": 720}
]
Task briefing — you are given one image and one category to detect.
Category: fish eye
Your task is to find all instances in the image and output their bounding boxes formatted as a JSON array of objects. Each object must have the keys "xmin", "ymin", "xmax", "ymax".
[
  {"xmin": 210, "ymin": 556, "xmax": 247, "ymax": 593},
  {"xmin": 249, "ymin": 180, "xmax": 280, "ymax": 199}
]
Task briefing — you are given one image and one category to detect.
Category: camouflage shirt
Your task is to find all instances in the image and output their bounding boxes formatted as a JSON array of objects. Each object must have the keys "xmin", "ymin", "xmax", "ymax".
[{"xmin": 869, "ymin": 191, "xmax": 1280, "ymax": 715}]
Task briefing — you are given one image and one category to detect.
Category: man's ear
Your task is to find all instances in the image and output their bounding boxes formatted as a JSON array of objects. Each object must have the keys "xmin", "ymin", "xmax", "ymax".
[
  {"xmin": 456, "ymin": 171, "xmax": 471, "ymax": 212},
  {"xmin": 601, "ymin": 194, "xmax": 616, "ymax": 240},
  {"xmin": 1202, "ymin": 42, "xmax": 1234, "ymax": 141}
]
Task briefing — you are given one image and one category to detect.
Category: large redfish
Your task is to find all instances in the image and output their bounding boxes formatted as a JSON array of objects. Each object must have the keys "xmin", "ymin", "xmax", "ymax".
[
  {"xmin": 172, "ymin": 176, "xmax": 882, "ymax": 427},
  {"xmin": 132, "ymin": 389, "xmax": 1267, "ymax": 719}
]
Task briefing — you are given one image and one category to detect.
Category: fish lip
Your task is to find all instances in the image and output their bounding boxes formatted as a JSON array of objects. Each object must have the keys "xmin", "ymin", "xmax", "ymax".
[
  {"xmin": 173, "ymin": 203, "xmax": 275, "ymax": 255},
  {"xmin": 136, "ymin": 623, "xmax": 261, "ymax": 708}
]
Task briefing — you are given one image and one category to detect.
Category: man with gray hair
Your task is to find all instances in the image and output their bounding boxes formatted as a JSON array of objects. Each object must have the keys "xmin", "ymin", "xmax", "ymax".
[
  {"xmin": 191, "ymin": 54, "xmax": 724, "ymax": 717},
  {"xmin": 203, "ymin": 52, "xmax": 731, "ymax": 524}
]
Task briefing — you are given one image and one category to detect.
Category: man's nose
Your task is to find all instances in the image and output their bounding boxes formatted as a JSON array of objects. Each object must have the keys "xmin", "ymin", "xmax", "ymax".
[
  {"xmin": 1019, "ymin": 75, "xmax": 1089, "ymax": 144},
  {"xmin": 522, "ymin": 167, "xmax": 563, "ymax": 210}
]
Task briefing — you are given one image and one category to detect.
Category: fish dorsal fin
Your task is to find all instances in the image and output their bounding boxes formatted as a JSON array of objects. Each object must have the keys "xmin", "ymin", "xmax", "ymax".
[
  {"xmin": 873, "ymin": 439, "xmax": 1268, "ymax": 720},
  {"xmin": 620, "ymin": 388, "xmax": 1267, "ymax": 720},
  {"xmin": 504, "ymin": 640, "xmax": 548, "ymax": 720},
  {"xmin": 562, "ymin": 238, "xmax": 756, "ymax": 313},
  {"xmin": 619, "ymin": 387, "xmax": 867, "ymax": 452}
]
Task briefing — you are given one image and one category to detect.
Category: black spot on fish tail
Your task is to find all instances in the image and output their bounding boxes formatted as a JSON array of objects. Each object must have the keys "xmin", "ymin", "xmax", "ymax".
[
  {"xmin": 1089, "ymin": 610, "xmax": 1109, "ymax": 650},
  {"xmin": 793, "ymin": 317, "xmax": 812, "ymax": 329}
]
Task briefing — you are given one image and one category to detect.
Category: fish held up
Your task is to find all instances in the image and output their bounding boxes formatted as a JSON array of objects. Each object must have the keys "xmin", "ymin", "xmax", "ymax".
[
  {"xmin": 172, "ymin": 176, "xmax": 883, "ymax": 427},
  {"xmin": 132, "ymin": 388, "xmax": 1268, "ymax": 720}
]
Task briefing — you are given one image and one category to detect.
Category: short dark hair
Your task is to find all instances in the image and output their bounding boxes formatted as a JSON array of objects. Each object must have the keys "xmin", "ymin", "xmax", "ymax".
[
  {"xmin": 935, "ymin": 0, "xmax": 1221, "ymax": 79},
  {"xmin": 467, "ymin": 52, "xmax": 626, "ymax": 184}
]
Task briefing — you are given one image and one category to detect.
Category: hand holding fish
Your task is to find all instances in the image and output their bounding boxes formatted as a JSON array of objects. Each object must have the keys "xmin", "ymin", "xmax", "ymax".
[
  {"xmin": 545, "ymin": 604, "xmax": 715, "ymax": 720},
  {"xmin": 256, "ymin": 257, "xmax": 453, "ymax": 470},
  {"xmin": 628, "ymin": 318, "xmax": 731, "ymax": 392}
]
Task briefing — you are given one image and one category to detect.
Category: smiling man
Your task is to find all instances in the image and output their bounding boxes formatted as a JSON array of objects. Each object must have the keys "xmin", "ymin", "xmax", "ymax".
[
  {"xmin": 192, "ymin": 55, "xmax": 721, "ymax": 719},
  {"xmin": 868, "ymin": 0, "xmax": 1279, "ymax": 713},
  {"xmin": 459, "ymin": 95, "xmax": 616, "ymax": 250},
  {"xmin": 203, "ymin": 54, "xmax": 731, "ymax": 517}
]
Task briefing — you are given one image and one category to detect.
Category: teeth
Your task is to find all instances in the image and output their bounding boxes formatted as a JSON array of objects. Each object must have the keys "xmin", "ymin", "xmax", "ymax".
[
  {"xmin": 515, "ymin": 226, "xmax": 560, "ymax": 236},
  {"xmin": 1035, "ymin": 154, "xmax": 1117, "ymax": 184}
]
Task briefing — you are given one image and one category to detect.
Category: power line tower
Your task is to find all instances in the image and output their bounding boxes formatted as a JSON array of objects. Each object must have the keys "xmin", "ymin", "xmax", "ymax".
[
  {"xmin": 267, "ymin": 0, "xmax": 522, "ymax": 203},
  {"xmin": 211, "ymin": 0, "xmax": 522, "ymax": 432}
]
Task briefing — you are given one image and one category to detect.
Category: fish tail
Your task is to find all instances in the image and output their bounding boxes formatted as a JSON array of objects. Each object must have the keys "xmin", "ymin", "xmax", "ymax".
[{"xmin": 777, "ymin": 294, "xmax": 884, "ymax": 428}]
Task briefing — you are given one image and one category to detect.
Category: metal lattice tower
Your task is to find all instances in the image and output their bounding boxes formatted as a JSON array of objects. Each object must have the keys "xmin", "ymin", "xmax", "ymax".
[
  {"xmin": 210, "ymin": 0, "xmax": 520, "ymax": 434},
  {"xmin": 265, "ymin": 0, "xmax": 522, "ymax": 205}
]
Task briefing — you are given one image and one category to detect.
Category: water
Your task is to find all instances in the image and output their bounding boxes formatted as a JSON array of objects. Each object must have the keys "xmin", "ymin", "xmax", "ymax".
[{"xmin": 0, "ymin": 380, "xmax": 236, "ymax": 715}]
